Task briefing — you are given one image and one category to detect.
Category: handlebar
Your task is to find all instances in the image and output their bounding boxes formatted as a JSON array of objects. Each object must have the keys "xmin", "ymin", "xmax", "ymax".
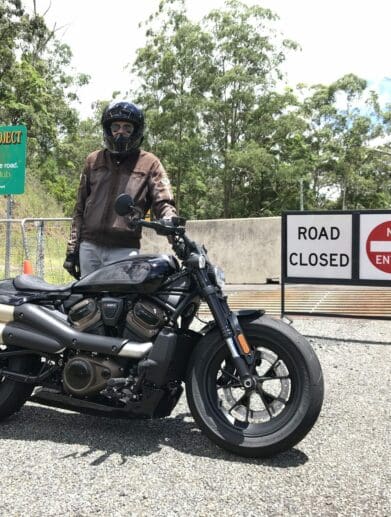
[
  {"xmin": 127, "ymin": 216, "xmax": 186, "ymax": 237},
  {"xmin": 129, "ymin": 216, "xmax": 191, "ymax": 260},
  {"xmin": 114, "ymin": 194, "xmax": 192, "ymax": 259}
]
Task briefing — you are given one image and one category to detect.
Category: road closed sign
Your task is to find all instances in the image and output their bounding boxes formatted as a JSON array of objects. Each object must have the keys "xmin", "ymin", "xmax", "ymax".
[
  {"xmin": 286, "ymin": 213, "xmax": 353, "ymax": 279},
  {"xmin": 360, "ymin": 214, "xmax": 391, "ymax": 280}
]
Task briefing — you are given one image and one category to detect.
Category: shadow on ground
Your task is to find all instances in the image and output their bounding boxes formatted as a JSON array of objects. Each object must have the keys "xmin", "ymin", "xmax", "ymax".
[{"xmin": 0, "ymin": 403, "xmax": 308, "ymax": 468}]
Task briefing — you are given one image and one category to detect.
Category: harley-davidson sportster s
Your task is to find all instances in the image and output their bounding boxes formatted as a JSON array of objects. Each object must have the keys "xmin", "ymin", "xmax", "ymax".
[{"xmin": 0, "ymin": 194, "xmax": 323, "ymax": 457}]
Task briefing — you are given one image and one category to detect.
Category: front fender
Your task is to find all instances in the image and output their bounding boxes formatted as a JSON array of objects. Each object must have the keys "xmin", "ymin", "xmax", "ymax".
[{"xmin": 200, "ymin": 309, "xmax": 265, "ymax": 336}]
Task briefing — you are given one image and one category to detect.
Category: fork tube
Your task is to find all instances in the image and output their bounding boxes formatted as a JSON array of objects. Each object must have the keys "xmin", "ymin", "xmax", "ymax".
[{"xmin": 195, "ymin": 269, "xmax": 253, "ymax": 384}]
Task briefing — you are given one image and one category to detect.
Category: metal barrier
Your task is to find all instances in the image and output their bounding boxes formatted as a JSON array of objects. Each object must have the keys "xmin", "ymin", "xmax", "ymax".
[{"xmin": 0, "ymin": 218, "xmax": 73, "ymax": 283}]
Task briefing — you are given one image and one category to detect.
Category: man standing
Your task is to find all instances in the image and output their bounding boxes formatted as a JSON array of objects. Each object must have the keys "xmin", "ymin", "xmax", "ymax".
[{"xmin": 63, "ymin": 100, "xmax": 176, "ymax": 278}]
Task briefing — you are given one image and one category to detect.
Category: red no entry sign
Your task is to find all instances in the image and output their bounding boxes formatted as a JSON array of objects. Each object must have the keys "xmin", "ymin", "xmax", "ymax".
[{"xmin": 366, "ymin": 221, "xmax": 391, "ymax": 273}]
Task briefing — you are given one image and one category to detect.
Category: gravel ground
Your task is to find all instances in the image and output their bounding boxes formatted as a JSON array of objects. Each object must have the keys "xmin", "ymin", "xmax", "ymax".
[{"xmin": 0, "ymin": 317, "xmax": 390, "ymax": 516}]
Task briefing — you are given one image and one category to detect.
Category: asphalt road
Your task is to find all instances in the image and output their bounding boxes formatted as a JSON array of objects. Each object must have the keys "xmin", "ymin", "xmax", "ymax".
[{"xmin": 0, "ymin": 317, "xmax": 390, "ymax": 516}]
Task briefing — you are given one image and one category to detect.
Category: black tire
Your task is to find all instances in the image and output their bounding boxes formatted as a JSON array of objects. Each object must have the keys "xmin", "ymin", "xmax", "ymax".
[
  {"xmin": 0, "ymin": 347, "xmax": 38, "ymax": 421},
  {"xmin": 186, "ymin": 316, "xmax": 324, "ymax": 457}
]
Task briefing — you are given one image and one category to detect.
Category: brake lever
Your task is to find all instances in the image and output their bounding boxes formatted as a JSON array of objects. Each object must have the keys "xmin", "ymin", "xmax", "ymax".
[
  {"xmin": 154, "ymin": 219, "xmax": 176, "ymax": 236},
  {"xmin": 126, "ymin": 215, "xmax": 185, "ymax": 235}
]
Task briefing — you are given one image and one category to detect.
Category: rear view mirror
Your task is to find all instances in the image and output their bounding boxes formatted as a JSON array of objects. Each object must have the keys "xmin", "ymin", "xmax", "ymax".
[{"xmin": 115, "ymin": 194, "xmax": 135, "ymax": 215}]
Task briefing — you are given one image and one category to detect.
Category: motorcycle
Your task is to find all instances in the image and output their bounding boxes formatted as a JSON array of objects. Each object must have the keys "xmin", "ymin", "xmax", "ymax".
[{"xmin": 0, "ymin": 194, "xmax": 324, "ymax": 457}]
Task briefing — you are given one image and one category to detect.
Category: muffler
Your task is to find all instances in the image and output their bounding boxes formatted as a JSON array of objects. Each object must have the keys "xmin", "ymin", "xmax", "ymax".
[
  {"xmin": 0, "ymin": 303, "xmax": 152, "ymax": 358},
  {"xmin": 0, "ymin": 321, "xmax": 64, "ymax": 354}
]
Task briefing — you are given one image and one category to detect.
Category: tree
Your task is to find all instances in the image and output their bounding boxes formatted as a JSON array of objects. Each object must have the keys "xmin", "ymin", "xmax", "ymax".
[
  {"xmin": 234, "ymin": 88, "xmax": 308, "ymax": 215},
  {"xmin": 131, "ymin": 0, "xmax": 300, "ymax": 218},
  {"xmin": 298, "ymin": 74, "xmax": 391, "ymax": 209},
  {"xmin": 0, "ymin": 0, "xmax": 89, "ymax": 212},
  {"xmin": 201, "ymin": 0, "xmax": 298, "ymax": 217},
  {"xmin": 131, "ymin": 0, "xmax": 214, "ymax": 217},
  {"xmin": 40, "ymin": 110, "xmax": 102, "ymax": 215}
]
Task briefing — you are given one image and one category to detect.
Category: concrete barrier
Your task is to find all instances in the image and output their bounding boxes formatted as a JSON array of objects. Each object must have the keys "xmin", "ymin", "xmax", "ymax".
[{"xmin": 141, "ymin": 217, "xmax": 281, "ymax": 284}]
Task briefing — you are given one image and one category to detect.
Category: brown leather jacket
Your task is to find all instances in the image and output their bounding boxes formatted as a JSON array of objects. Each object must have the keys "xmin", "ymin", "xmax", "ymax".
[{"xmin": 66, "ymin": 149, "xmax": 176, "ymax": 254}]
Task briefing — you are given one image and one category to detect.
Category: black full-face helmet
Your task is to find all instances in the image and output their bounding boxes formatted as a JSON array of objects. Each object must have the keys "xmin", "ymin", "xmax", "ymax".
[{"xmin": 101, "ymin": 100, "xmax": 145, "ymax": 155}]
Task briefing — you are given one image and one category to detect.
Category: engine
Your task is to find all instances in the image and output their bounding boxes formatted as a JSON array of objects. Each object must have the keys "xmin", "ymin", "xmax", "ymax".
[
  {"xmin": 68, "ymin": 297, "xmax": 168, "ymax": 341},
  {"xmin": 68, "ymin": 298, "xmax": 104, "ymax": 334},
  {"xmin": 64, "ymin": 297, "xmax": 170, "ymax": 397},
  {"xmin": 62, "ymin": 354, "xmax": 122, "ymax": 397},
  {"xmin": 123, "ymin": 300, "xmax": 167, "ymax": 340}
]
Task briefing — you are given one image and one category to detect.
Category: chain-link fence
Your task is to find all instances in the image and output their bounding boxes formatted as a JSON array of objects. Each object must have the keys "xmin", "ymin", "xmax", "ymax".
[{"xmin": 0, "ymin": 218, "xmax": 74, "ymax": 283}]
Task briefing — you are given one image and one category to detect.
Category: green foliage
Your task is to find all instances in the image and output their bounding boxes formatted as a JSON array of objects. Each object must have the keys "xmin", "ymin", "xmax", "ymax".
[
  {"xmin": 0, "ymin": 0, "xmax": 90, "ymax": 213},
  {"xmin": 40, "ymin": 115, "xmax": 102, "ymax": 215},
  {"xmin": 0, "ymin": 173, "xmax": 64, "ymax": 218},
  {"xmin": 130, "ymin": 0, "xmax": 213, "ymax": 217},
  {"xmin": 1, "ymin": 0, "xmax": 390, "ymax": 220},
  {"xmin": 296, "ymin": 74, "xmax": 391, "ymax": 209},
  {"xmin": 131, "ymin": 0, "xmax": 301, "ymax": 218},
  {"xmin": 130, "ymin": 0, "xmax": 391, "ymax": 216}
]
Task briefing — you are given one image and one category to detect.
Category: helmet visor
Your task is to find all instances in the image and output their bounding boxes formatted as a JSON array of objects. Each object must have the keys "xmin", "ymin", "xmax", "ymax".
[{"xmin": 110, "ymin": 121, "xmax": 134, "ymax": 135}]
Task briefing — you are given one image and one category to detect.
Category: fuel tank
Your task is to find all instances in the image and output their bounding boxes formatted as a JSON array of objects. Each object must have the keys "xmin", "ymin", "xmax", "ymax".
[{"xmin": 73, "ymin": 254, "xmax": 179, "ymax": 294}]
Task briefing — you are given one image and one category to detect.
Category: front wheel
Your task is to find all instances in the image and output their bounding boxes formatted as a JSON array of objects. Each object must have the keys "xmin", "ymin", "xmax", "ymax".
[{"xmin": 186, "ymin": 316, "xmax": 324, "ymax": 457}]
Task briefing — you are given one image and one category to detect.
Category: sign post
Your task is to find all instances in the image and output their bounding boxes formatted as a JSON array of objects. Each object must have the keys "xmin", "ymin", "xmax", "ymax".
[{"xmin": 0, "ymin": 125, "xmax": 27, "ymax": 276}]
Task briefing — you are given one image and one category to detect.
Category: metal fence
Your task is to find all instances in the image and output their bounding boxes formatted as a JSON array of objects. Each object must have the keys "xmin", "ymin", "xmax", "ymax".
[{"xmin": 0, "ymin": 218, "xmax": 73, "ymax": 283}]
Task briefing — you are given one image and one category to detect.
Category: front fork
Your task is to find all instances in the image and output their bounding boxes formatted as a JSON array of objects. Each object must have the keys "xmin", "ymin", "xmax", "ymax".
[
  {"xmin": 222, "ymin": 332, "xmax": 255, "ymax": 390},
  {"xmin": 196, "ymin": 270, "xmax": 256, "ymax": 389}
]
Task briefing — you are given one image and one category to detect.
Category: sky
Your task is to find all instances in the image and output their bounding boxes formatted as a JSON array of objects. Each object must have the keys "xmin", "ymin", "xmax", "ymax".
[{"xmin": 35, "ymin": 0, "xmax": 391, "ymax": 118}]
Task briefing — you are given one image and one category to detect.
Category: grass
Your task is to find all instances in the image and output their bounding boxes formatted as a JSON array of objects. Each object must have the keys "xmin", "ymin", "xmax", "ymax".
[{"xmin": 0, "ymin": 221, "xmax": 73, "ymax": 284}]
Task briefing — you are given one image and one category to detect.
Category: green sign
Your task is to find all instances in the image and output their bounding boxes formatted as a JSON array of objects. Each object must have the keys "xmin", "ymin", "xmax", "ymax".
[{"xmin": 0, "ymin": 125, "xmax": 27, "ymax": 195}]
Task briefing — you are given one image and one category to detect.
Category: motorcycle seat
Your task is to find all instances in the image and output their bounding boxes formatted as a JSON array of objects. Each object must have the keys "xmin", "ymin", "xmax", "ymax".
[{"xmin": 13, "ymin": 274, "xmax": 75, "ymax": 292}]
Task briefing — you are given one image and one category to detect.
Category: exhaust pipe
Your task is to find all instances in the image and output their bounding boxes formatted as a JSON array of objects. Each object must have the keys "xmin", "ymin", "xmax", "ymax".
[
  {"xmin": 0, "ymin": 321, "xmax": 64, "ymax": 354},
  {"xmin": 0, "ymin": 303, "xmax": 152, "ymax": 358}
]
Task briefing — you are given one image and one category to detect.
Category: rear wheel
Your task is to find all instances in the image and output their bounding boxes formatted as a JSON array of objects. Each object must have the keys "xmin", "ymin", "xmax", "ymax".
[
  {"xmin": 0, "ymin": 346, "xmax": 38, "ymax": 421},
  {"xmin": 186, "ymin": 316, "xmax": 324, "ymax": 457}
]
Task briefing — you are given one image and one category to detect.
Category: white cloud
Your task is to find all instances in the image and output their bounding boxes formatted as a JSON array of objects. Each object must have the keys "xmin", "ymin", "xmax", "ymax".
[
  {"xmin": 261, "ymin": 0, "xmax": 391, "ymax": 86},
  {"xmin": 370, "ymin": 78, "xmax": 391, "ymax": 107},
  {"xmin": 32, "ymin": 0, "xmax": 391, "ymax": 117}
]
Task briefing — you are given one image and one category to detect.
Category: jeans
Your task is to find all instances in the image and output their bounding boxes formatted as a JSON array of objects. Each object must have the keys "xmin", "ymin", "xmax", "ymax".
[{"xmin": 79, "ymin": 241, "xmax": 139, "ymax": 277}]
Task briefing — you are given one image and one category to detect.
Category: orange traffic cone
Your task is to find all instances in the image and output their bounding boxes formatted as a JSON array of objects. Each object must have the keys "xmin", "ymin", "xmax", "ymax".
[{"xmin": 23, "ymin": 259, "xmax": 33, "ymax": 275}]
